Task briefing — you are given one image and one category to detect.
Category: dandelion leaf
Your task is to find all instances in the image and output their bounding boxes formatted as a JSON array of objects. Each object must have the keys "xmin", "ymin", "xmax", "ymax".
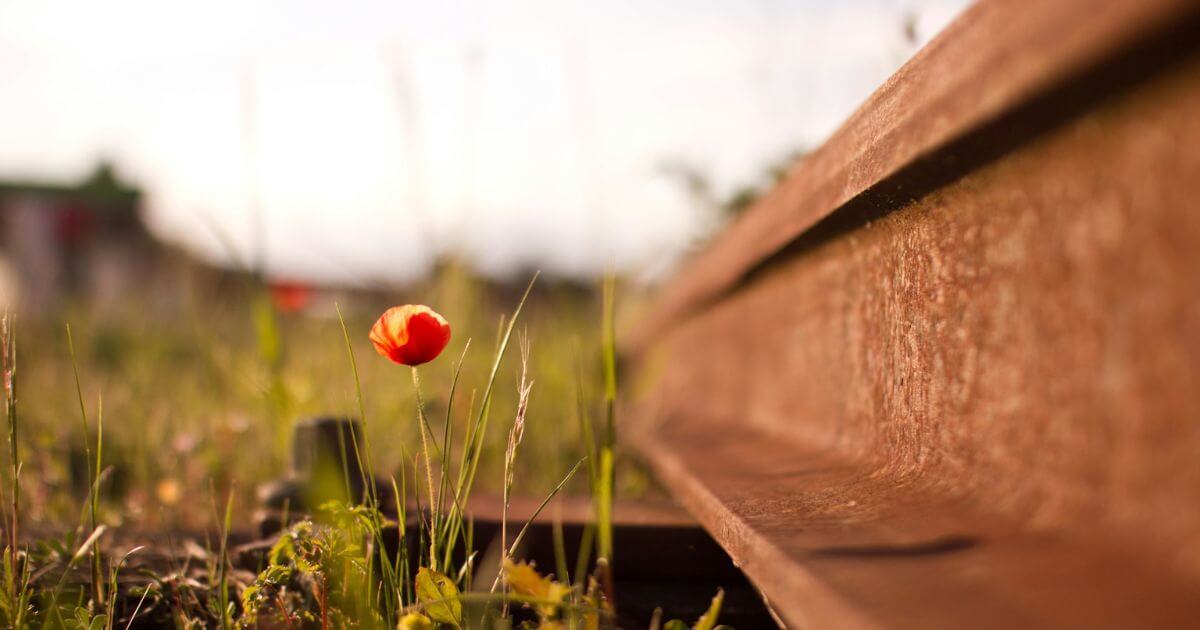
[
  {"xmin": 416, "ymin": 567, "xmax": 462, "ymax": 627},
  {"xmin": 504, "ymin": 559, "xmax": 570, "ymax": 619}
]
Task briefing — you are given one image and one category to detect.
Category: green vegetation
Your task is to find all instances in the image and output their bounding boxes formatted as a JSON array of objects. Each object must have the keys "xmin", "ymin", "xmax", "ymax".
[
  {"xmin": 0, "ymin": 267, "xmax": 726, "ymax": 627},
  {"xmin": 14, "ymin": 269, "xmax": 651, "ymax": 527}
]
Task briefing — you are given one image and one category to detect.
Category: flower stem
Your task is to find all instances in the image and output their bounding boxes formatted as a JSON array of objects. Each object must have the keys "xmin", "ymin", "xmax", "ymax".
[{"xmin": 411, "ymin": 366, "xmax": 440, "ymax": 568}]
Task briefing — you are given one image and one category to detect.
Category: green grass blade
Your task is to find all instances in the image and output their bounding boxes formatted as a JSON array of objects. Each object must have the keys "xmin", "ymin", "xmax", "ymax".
[
  {"xmin": 334, "ymin": 303, "xmax": 379, "ymax": 509},
  {"xmin": 455, "ymin": 272, "xmax": 538, "ymax": 509},
  {"xmin": 596, "ymin": 275, "xmax": 618, "ymax": 564},
  {"xmin": 490, "ymin": 457, "xmax": 586, "ymax": 593},
  {"xmin": 66, "ymin": 324, "xmax": 104, "ymax": 608}
]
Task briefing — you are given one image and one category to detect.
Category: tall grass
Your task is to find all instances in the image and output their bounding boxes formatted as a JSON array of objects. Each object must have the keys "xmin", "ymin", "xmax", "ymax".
[
  {"xmin": 501, "ymin": 334, "xmax": 532, "ymax": 580},
  {"xmin": 0, "ymin": 313, "xmax": 32, "ymax": 627},
  {"xmin": 0, "ymin": 268, "xmax": 684, "ymax": 627},
  {"xmin": 316, "ymin": 273, "xmax": 568, "ymax": 625},
  {"xmin": 213, "ymin": 486, "xmax": 235, "ymax": 628},
  {"xmin": 2, "ymin": 314, "xmax": 17, "ymax": 576},
  {"xmin": 597, "ymin": 275, "xmax": 618, "ymax": 568},
  {"xmin": 66, "ymin": 324, "xmax": 105, "ymax": 612},
  {"xmin": 15, "ymin": 269, "xmax": 646, "ymax": 528}
]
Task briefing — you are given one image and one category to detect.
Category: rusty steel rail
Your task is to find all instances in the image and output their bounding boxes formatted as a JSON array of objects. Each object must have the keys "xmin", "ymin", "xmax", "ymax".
[
  {"xmin": 625, "ymin": 0, "xmax": 1200, "ymax": 627},
  {"xmin": 627, "ymin": 0, "xmax": 1200, "ymax": 352}
]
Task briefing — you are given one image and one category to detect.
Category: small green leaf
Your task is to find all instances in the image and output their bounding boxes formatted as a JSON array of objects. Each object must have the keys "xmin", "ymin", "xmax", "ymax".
[
  {"xmin": 416, "ymin": 567, "xmax": 462, "ymax": 628},
  {"xmin": 663, "ymin": 621, "xmax": 689, "ymax": 630},
  {"xmin": 693, "ymin": 589, "xmax": 724, "ymax": 630}
]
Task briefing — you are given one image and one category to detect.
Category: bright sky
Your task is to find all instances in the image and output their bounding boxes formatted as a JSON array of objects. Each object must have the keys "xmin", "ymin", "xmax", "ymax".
[{"xmin": 0, "ymin": 0, "xmax": 968, "ymax": 284}]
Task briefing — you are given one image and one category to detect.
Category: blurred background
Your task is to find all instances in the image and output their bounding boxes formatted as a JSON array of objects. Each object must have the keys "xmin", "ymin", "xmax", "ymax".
[
  {"xmin": 0, "ymin": 0, "xmax": 967, "ymax": 296},
  {"xmin": 0, "ymin": 0, "xmax": 968, "ymax": 527}
]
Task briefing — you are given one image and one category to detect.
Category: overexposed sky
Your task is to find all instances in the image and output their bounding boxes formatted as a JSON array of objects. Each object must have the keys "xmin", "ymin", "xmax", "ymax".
[{"xmin": 0, "ymin": 0, "xmax": 968, "ymax": 284}]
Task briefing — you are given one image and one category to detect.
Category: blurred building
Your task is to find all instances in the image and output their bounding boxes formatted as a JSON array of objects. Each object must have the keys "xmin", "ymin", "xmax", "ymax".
[
  {"xmin": 0, "ymin": 163, "xmax": 170, "ymax": 313},
  {"xmin": 0, "ymin": 163, "xmax": 609, "ymax": 318}
]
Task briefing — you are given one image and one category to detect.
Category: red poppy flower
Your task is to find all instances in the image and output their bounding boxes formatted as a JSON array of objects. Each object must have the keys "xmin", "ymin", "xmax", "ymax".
[{"xmin": 369, "ymin": 305, "xmax": 451, "ymax": 366}]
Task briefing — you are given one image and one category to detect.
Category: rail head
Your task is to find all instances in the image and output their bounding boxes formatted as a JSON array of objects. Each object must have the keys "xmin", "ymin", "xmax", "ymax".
[
  {"xmin": 624, "ymin": 0, "xmax": 1200, "ymax": 626},
  {"xmin": 627, "ymin": 0, "xmax": 1200, "ymax": 354}
]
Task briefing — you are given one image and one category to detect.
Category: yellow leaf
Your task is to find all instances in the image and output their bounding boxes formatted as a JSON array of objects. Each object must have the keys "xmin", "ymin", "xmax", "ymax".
[
  {"xmin": 504, "ymin": 559, "xmax": 570, "ymax": 619},
  {"xmin": 504, "ymin": 559, "xmax": 553, "ymax": 598},
  {"xmin": 397, "ymin": 612, "xmax": 434, "ymax": 630}
]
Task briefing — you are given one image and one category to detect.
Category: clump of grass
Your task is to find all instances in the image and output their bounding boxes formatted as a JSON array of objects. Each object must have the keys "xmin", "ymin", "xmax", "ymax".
[
  {"xmin": 15, "ymin": 265, "xmax": 643, "ymax": 528},
  {"xmin": 209, "ymin": 274, "xmax": 603, "ymax": 628},
  {"xmin": 0, "ymin": 273, "xmax": 730, "ymax": 628}
]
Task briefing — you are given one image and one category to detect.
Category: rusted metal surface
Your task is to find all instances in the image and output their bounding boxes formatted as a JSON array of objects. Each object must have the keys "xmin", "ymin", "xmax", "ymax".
[
  {"xmin": 628, "ymin": 0, "xmax": 1200, "ymax": 353},
  {"xmin": 626, "ymin": 0, "xmax": 1200, "ymax": 627}
]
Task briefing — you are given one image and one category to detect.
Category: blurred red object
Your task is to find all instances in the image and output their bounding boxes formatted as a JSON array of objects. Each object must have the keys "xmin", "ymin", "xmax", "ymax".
[
  {"xmin": 55, "ymin": 203, "xmax": 94, "ymax": 246},
  {"xmin": 269, "ymin": 281, "xmax": 311, "ymax": 313}
]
